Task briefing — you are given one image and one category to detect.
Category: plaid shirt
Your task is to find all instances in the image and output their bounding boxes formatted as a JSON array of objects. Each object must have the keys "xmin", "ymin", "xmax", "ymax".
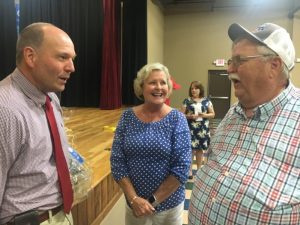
[{"xmin": 189, "ymin": 82, "xmax": 300, "ymax": 225}]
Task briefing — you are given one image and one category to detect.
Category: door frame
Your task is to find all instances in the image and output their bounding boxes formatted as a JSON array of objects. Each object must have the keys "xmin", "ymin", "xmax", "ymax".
[{"xmin": 207, "ymin": 69, "xmax": 231, "ymax": 119}]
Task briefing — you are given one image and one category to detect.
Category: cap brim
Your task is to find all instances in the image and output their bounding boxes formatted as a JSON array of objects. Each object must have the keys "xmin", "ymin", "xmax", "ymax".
[{"xmin": 228, "ymin": 23, "xmax": 263, "ymax": 44}]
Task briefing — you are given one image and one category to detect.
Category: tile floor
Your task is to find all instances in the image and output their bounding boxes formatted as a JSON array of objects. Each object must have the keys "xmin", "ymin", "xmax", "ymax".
[{"xmin": 183, "ymin": 162, "xmax": 197, "ymax": 225}]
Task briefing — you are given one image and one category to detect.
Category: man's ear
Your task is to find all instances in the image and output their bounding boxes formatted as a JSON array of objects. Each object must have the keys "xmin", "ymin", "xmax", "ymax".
[
  {"xmin": 269, "ymin": 56, "xmax": 283, "ymax": 78},
  {"xmin": 23, "ymin": 47, "xmax": 36, "ymax": 68},
  {"xmin": 270, "ymin": 57, "xmax": 283, "ymax": 72}
]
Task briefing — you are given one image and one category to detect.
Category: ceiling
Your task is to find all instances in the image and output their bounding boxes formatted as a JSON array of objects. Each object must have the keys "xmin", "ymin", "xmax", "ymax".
[
  {"xmin": 152, "ymin": 0, "xmax": 299, "ymax": 15},
  {"xmin": 153, "ymin": 0, "xmax": 256, "ymax": 12}
]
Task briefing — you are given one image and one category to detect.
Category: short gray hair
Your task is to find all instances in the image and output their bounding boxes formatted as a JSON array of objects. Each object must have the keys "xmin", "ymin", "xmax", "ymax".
[
  {"xmin": 133, "ymin": 62, "xmax": 173, "ymax": 100},
  {"xmin": 256, "ymin": 45, "xmax": 289, "ymax": 79}
]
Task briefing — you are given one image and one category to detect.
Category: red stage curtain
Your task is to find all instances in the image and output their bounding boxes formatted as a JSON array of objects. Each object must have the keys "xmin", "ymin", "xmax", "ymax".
[{"xmin": 100, "ymin": 0, "xmax": 121, "ymax": 109}]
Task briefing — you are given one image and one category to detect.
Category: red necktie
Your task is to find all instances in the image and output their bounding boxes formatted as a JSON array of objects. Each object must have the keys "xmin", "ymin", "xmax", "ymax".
[{"xmin": 45, "ymin": 95, "xmax": 73, "ymax": 213}]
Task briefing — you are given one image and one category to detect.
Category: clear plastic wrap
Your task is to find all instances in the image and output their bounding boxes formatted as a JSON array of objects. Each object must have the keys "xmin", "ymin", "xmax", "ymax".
[{"xmin": 68, "ymin": 147, "xmax": 93, "ymax": 205}]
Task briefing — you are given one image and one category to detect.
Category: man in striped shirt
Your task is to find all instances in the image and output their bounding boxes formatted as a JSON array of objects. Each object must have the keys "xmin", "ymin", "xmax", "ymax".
[{"xmin": 189, "ymin": 23, "xmax": 300, "ymax": 225}]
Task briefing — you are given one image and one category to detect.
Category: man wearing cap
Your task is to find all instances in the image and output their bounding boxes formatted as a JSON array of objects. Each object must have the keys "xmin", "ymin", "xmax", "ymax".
[{"xmin": 188, "ymin": 22, "xmax": 299, "ymax": 225}]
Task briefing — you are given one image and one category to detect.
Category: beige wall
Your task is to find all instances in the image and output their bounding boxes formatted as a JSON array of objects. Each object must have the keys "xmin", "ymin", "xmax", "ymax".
[
  {"xmin": 292, "ymin": 4, "xmax": 300, "ymax": 87},
  {"xmin": 148, "ymin": 0, "xmax": 300, "ymax": 109},
  {"xmin": 147, "ymin": 0, "xmax": 164, "ymax": 64}
]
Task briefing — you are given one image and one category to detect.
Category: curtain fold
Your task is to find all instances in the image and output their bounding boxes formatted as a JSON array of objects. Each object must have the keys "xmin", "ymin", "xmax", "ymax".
[
  {"xmin": 100, "ymin": 0, "xmax": 122, "ymax": 109},
  {"xmin": 121, "ymin": 0, "xmax": 147, "ymax": 106},
  {"xmin": 0, "ymin": 0, "xmax": 17, "ymax": 80},
  {"xmin": 19, "ymin": 0, "xmax": 104, "ymax": 107}
]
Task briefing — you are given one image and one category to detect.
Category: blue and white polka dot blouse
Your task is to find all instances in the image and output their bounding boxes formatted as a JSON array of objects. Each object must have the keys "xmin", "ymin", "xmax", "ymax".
[{"xmin": 110, "ymin": 108, "xmax": 192, "ymax": 212}]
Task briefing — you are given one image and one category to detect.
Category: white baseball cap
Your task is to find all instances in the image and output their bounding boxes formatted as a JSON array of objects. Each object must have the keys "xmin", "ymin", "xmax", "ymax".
[{"xmin": 228, "ymin": 23, "xmax": 295, "ymax": 71}]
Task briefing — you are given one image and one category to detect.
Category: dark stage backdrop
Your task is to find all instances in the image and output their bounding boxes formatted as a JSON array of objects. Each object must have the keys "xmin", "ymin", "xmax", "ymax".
[
  {"xmin": 19, "ymin": 0, "xmax": 104, "ymax": 107},
  {"xmin": 1, "ymin": 0, "xmax": 147, "ymax": 108},
  {"xmin": 0, "ymin": 0, "xmax": 17, "ymax": 80},
  {"xmin": 122, "ymin": 0, "xmax": 147, "ymax": 106}
]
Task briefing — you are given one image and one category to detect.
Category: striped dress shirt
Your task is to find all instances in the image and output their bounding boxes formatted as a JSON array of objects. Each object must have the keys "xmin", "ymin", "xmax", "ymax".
[{"xmin": 189, "ymin": 82, "xmax": 300, "ymax": 225}]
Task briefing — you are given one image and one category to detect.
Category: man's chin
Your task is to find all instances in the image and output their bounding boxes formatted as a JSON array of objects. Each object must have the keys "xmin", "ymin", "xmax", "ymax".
[
  {"xmin": 234, "ymin": 91, "xmax": 243, "ymax": 101},
  {"xmin": 56, "ymin": 85, "xmax": 66, "ymax": 92},
  {"xmin": 48, "ymin": 88, "xmax": 65, "ymax": 94}
]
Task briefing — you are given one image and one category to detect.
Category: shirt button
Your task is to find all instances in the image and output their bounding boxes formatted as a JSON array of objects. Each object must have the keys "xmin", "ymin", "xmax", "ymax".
[
  {"xmin": 236, "ymin": 151, "xmax": 241, "ymax": 155},
  {"xmin": 224, "ymin": 171, "xmax": 229, "ymax": 176},
  {"xmin": 212, "ymin": 197, "xmax": 216, "ymax": 203}
]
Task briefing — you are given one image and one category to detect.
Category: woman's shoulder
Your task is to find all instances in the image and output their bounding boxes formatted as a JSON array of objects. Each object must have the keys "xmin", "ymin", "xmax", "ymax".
[
  {"xmin": 131, "ymin": 105, "xmax": 143, "ymax": 115},
  {"xmin": 167, "ymin": 109, "xmax": 189, "ymax": 132},
  {"xmin": 183, "ymin": 97, "xmax": 193, "ymax": 104},
  {"xmin": 120, "ymin": 107, "xmax": 135, "ymax": 119},
  {"xmin": 201, "ymin": 97, "xmax": 212, "ymax": 104},
  {"xmin": 168, "ymin": 108, "xmax": 186, "ymax": 120}
]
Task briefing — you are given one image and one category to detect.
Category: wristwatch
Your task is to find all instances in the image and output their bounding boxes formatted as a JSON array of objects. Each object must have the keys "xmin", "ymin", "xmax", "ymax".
[{"xmin": 148, "ymin": 194, "xmax": 159, "ymax": 207}]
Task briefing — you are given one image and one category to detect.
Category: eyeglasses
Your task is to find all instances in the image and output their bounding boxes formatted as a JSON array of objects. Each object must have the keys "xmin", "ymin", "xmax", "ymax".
[{"xmin": 227, "ymin": 54, "xmax": 274, "ymax": 67}]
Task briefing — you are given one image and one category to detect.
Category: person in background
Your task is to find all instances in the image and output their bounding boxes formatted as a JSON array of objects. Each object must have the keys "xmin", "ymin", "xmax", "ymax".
[
  {"xmin": 0, "ymin": 22, "xmax": 76, "ymax": 225},
  {"xmin": 110, "ymin": 62, "xmax": 191, "ymax": 225},
  {"xmin": 189, "ymin": 22, "xmax": 299, "ymax": 225},
  {"xmin": 181, "ymin": 81, "xmax": 215, "ymax": 179}
]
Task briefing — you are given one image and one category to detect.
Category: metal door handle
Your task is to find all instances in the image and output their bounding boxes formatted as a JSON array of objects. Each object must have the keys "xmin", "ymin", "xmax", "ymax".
[{"xmin": 209, "ymin": 96, "xmax": 229, "ymax": 99}]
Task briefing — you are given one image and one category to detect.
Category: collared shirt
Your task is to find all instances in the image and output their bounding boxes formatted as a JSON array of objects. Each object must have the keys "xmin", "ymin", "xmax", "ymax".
[
  {"xmin": 0, "ymin": 69, "xmax": 70, "ymax": 223},
  {"xmin": 111, "ymin": 108, "xmax": 191, "ymax": 212},
  {"xmin": 189, "ymin": 82, "xmax": 300, "ymax": 225}
]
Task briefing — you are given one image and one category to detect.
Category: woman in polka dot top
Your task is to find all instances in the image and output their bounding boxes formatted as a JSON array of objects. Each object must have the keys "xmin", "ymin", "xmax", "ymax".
[{"xmin": 110, "ymin": 62, "xmax": 192, "ymax": 225}]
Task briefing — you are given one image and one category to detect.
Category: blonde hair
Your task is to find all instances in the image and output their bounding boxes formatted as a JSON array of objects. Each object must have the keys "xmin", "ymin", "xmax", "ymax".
[{"xmin": 133, "ymin": 62, "xmax": 173, "ymax": 100}]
